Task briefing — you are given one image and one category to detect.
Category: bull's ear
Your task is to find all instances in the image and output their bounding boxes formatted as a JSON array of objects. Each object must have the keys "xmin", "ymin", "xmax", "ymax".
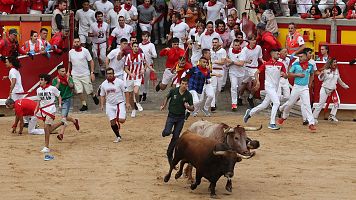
[{"xmin": 220, "ymin": 123, "xmax": 229, "ymax": 129}]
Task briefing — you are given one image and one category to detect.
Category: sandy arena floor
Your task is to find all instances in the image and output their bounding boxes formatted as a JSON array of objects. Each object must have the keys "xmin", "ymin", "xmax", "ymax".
[{"xmin": 0, "ymin": 111, "xmax": 355, "ymax": 200}]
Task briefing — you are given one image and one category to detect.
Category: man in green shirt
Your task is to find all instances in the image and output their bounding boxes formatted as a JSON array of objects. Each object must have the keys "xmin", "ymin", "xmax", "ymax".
[
  {"xmin": 52, "ymin": 65, "xmax": 80, "ymax": 141},
  {"xmin": 160, "ymin": 77, "xmax": 194, "ymax": 163}
]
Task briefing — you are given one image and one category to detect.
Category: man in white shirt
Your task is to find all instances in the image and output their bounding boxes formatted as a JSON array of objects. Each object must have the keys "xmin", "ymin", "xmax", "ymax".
[
  {"xmin": 188, "ymin": 21, "xmax": 205, "ymax": 66},
  {"xmin": 100, "ymin": 67, "xmax": 127, "ymax": 143},
  {"xmin": 108, "ymin": 16, "xmax": 133, "ymax": 51},
  {"xmin": 68, "ymin": 38, "xmax": 99, "ymax": 112},
  {"xmin": 75, "ymin": 0, "xmax": 96, "ymax": 47},
  {"xmin": 139, "ymin": 31, "xmax": 157, "ymax": 102},
  {"xmin": 122, "ymin": 0, "xmax": 138, "ymax": 35},
  {"xmin": 199, "ymin": 21, "xmax": 222, "ymax": 50},
  {"xmin": 93, "ymin": 0, "xmax": 114, "ymax": 22},
  {"xmin": 210, "ymin": 38, "xmax": 226, "ymax": 111},
  {"xmin": 203, "ymin": 0, "xmax": 225, "ymax": 25},
  {"xmin": 89, "ymin": 11, "xmax": 110, "ymax": 75},
  {"xmin": 107, "ymin": 0, "xmax": 131, "ymax": 31},
  {"xmin": 168, "ymin": 13, "xmax": 190, "ymax": 49},
  {"xmin": 105, "ymin": 38, "xmax": 129, "ymax": 80}
]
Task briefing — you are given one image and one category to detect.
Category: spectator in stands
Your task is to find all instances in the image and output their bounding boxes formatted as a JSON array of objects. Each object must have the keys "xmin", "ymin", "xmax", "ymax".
[
  {"xmin": 318, "ymin": 0, "xmax": 345, "ymax": 13},
  {"xmin": 12, "ymin": 0, "xmax": 30, "ymax": 14},
  {"xmin": 22, "ymin": 30, "xmax": 42, "ymax": 54},
  {"xmin": 50, "ymin": 29, "xmax": 69, "ymax": 54},
  {"xmin": 0, "ymin": 29, "xmax": 27, "ymax": 58},
  {"xmin": 347, "ymin": 0, "xmax": 356, "ymax": 11},
  {"xmin": 346, "ymin": 2, "xmax": 356, "ymax": 19},
  {"xmin": 75, "ymin": 0, "xmax": 96, "ymax": 47},
  {"xmin": 322, "ymin": 7, "xmax": 332, "ymax": 18},
  {"xmin": 258, "ymin": 3, "xmax": 278, "ymax": 37},
  {"xmin": 38, "ymin": 28, "xmax": 51, "ymax": 56},
  {"xmin": 256, "ymin": 23, "xmax": 281, "ymax": 61},
  {"xmin": 316, "ymin": 45, "xmax": 329, "ymax": 62},
  {"xmin": 93, "ymin": 0, "xmax": 114, "ymax": 22},
  {"xmin": 30, "ymin": 0, "xmax": 48, "ymax": 14},
  {"xmin": 295, "ymin": 0, "xmax": 312, "ymax": 16},
  {"xmin": 330, "ymin": 5, "xmax": 344, "ymax": 19},
  {"xmin": 52, "ymin": 0, "xmax": 67, "ymax": 35},
  {"xmin": 0, "ymin": 0, "xmax": 15, "ymax": 15},
  {"xmin": 279, "ymin": 0, "xmax": 291, "ymax": 17},
  {"xmin": 107, "ymin": 0, "xmax": 131, "ymax": 31},
  {"xmin": 301, "ymin": 4, "xmax": 322, "ymax": 19},
  {"xmin": 285, "ymin": 23, "xmax": 305, "ymax": 58}
]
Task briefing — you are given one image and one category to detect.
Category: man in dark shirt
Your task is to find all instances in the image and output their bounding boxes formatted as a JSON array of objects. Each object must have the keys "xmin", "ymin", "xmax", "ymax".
[{"xmin": 160, "ymin": 77, "xmax": 194, "ymax": 164}]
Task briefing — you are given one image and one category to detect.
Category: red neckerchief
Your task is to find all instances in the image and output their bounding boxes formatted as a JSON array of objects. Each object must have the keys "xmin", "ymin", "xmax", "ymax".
[
  {"xmin": 74, "ymin": 47, "xmax": 82, "ymax": 52},
  {"xmin": 141, "ymin": 40, "xmax": 150, "ymax": 45},
  {"xmin": 198, "ymin": 65, "xmax": 209, "ymax": 77},
  {"xmin": 98, "ymin": 21, "xmax": 103, "ymax": 28},
  {"xmin": 124, "ymin": 3, "xmax": 132, "ymax": 11},
  {"xmin": 40, "ymin": 84, "xmax": 50, "ymax": 89},
  {"xmin": 300, "ymin": 61, "xmax": 309, "ymax": 70},
  {"xmin": 143, "ymin": 3, "xmax": 150, "ymax": 9},
  {"xmin": 246, "ymin": 44, "xmax": 256, "ymax": 50},
  {"xmin": 232, "ymin": 47, "xmax": 241, "ymax": 54},
  {"xmin": 57, "ymin": 74, "xmax": 68, "ymax": 86},
  {"xmin": 107, "ymin": 77, "xmax": 116, "ymax": 84},
  {"xmin": 205, "ymin": 30, "xmax": 213, "ymax": 36},
  {"xmin": 175, "ymin": 20, "xmax": 182, "ymax": 26},
  {"xmin": 208, "ymin": 0, "xmax": 216, "ymax": 7},
  {"xmin": 215, "ymin": 28, "xmax": 225, "ymax": 35},
  {"xmin": 114, "ymin": 5, "xmax": 122, "ymax": 12},
  {"xmin": 130, "ymin": 52, "xmax": 139, "ymax": 62}
]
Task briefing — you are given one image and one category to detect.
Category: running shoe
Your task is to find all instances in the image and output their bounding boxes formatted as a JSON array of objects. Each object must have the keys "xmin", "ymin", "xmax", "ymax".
[
  {"xmin": 131, "ymin": 110, "xmax": 136, "ymax": 118},
  {"xmin": 277, "ymin": 118, "xmax": 286, "ymax": 125},
  {"xmin": 243, "ymin": 109, "xmax": 251, "ymax": 123},
  {"xmin": 113, "ymin": 136, "xmax": 122, "ymax": 143},
  {"xmin": 268, "ymin": 124, "xmax": 280, "ymax": 130},
  {"xmin": 79, "ymin": 105, "xmax": 88, "ymax": 111},
  {"xmin": 92, "ymin": 95, "xmax": 99, "ymax": 105},
  {"xmin": 231, "ymin": 104, "xmax": 237, "ymax": 112},
  {"xmin": 40, "ymin": 147, "xmax": 50, "ymax": 153},
  {"xmin": 328, "ymin": 115, "xmax": 339, "ymax": 122},
  {"xmin": 302, "ymin": 120, "xmax": 309, "ymax": 126},
  {"xmin": 44, "ymin": 154, "xmax": 54, "ymax": 161},
  {"xmin": 201, "ymin": 109, "xmax": 211, "ymax": 117},
  {"xmin": 136, "ymin": 103, "xmax": 144, "ymax": 112},
  {"xmin": 74, "ymin": 119, "xmax": 80, "ymax": 131},
  {"xmin": 155, "ymin": 81, "xmax": 161, "ymax": 92}
]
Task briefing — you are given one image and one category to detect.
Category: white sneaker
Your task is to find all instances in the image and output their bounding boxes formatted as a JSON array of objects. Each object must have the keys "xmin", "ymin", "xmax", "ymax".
[
  {"xmin": 328, "ymin": 115, "xmax": 338, "ymax": 122},
  {"xmin": 131, "ymin": 110, "xmax": 136, "ymax": 118},
  {"xmin": 61, "ymin": 118, "xmax": 68, "ymax": 127},
  {"xmin": 136, "ymin": 103, "xmax": 143, "ymax": 112},
  {"xmin": 113, "ymin": 136, "xmax": 121, "ymax": 143},
  {"xmin": 40, "ymin": 147, "xmax": 50, "ymax": 153}
]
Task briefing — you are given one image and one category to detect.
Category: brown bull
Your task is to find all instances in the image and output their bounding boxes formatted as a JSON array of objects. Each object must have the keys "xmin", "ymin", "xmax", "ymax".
[
  {"xmin": 185, "ymin": 120, "xmax": 262, "ymax": 192},
  {"xmin": 164, "ymin": 131, "xmax": 243, "ymax": 197}
]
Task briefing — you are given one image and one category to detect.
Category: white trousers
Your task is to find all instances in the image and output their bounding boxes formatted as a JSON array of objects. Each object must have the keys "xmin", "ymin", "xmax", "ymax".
[
  {"xmin": 191, "ymin": 85, "xmax": 214, "ymax": 112},
  {"xmin": 229, "ymin": 73, "xmax": 244, "ymax": 104},
  {"xmin": 222, "ymin": 66, "xmax": 228, "ymax": 87},
  {"xmin": 92, "ymin": 42, "xmax": 107, "ymax": 67},
  {"xmin": 313, "ymin": 87, "xmax": 339, "ymax": 119},
  {"xmin": 28, "ymin": 116, "xmax": 45, "ymax": 135},
  {"xmin": 250, "ymin": 86, "xmax": 280, "ymax": 125},
  {"xmin": 140, "ymin": 68, "xmax": 151, "ymax": 94},
  {"xmin": 278, "ymin": 78, "xmax": 291, "ymax": 101},
  {"xmin": 281, "ymin": 85, "xmax": 315, "ymax": 125},
  {"xmin": 211, "ymin": 69, "xmax": 225, "ymax": 107},
  {"xmin": 139, "ymin": 23, "xmax": 153, "ymax": 33}
]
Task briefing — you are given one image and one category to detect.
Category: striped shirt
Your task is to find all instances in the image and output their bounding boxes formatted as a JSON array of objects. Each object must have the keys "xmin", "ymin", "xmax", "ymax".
[{"xmin": 125, "ymin": 53, "xmax": 146, "ymax": 80}]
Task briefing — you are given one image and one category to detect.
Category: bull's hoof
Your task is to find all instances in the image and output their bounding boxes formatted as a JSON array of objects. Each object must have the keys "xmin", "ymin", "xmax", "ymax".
[
  {"xmin": 175, "ymin": 171, "xmax": 182, "ymax": 179},
  {"xmin": 164, "ymin": 174, "xmax": 171, "ymax": 182},
  {"xmin": 190, "ymin": 183, "xmax": 197, "ymax": 190}
]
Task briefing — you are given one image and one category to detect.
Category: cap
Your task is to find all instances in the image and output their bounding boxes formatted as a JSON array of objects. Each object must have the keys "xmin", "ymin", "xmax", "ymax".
[
  {"xmin": 256, "ymin": 23, "xmax": 266, "ymax": 30},
  {"xmin": 9, "ymin": 28, "xmax": 18, "ymax": 35}
]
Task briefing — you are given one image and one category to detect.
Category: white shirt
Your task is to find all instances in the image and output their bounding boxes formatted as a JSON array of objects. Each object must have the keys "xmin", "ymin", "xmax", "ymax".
[
  {"xmin": 139, "ymin": 42, "xmax": 157, "ymax": 65},
  {"xmin": 69, "ymin": 48, "xmax": 93, "ymax": 76},
  {"xmin": 89, "ymin": 22, "xmax": 109, "ymax": 44},
  {"xmin": 106, "ymin": 48, "xmax": 125, "ymax": 76},
  {"xmin": 199, "ymin": 31, "xmax": 222, "ymax": 50},
  {"xmin": 36, "ymin": 85, "xmax": 60, "ymax": 114},
  {"xmin": 239, "ymin": 45, "xmax": 263, "ymax": 68},
  {"xmin": 121, "ymin": 4, "xmax": 138, "ymax": 27},
  {"xmin": 93, "ymin": 0, "xmax": 114, "ymax": 21},
  {"xmin": 319, "ymin": 68, "xmax": 348, "ymax": 91},
  {"xmin": 229, "ymin": 29, "xmax": 247, "ymax": 41},
  {"xmin": 210, "ymin": 47, "xmax": 226, "ymax": 70},
  {"xmin": 107, "ymin": 8, "xmax": 131, "ymax": 29},
  {"xmin": 75, "ymin": 9, "xmax": 96, "ymax": 36},
  {"xmin": 227, "ymin": 48, "xmax": 245, "ymax": 77},
  {"xmin": 278, "ymin": 57, "xmax": 291, "ymax": 72},
  {"xmin": 170, "ymin": 22, "xmax": 190, "ymax": 47},
  {"xmin": 100, "ymin": 78, "xmax": 126, "ymax": 105},
  {"xmin": 188, "ymin": 29, "xmax": 203, "ymax": 66},
  {"xmin": 203, "ymin": 2, "xmax": 225, "ymax": 23},
  {"xmin": 262, "ymin": 61, "xmax": 285, "ymax": 88},
  {"xmin": 111, "ymin": 24, "xmax": 133, "ymax": 43},
  {"xmin": 9, "ymin": 68, "xmax": 24, "ymax": 94}
]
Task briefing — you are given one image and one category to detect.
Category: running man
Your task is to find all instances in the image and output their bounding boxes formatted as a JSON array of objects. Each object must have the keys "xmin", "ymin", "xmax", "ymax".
[{"xmin": 100, "ymin": 68, "xmax": 127, "ymax": 143}]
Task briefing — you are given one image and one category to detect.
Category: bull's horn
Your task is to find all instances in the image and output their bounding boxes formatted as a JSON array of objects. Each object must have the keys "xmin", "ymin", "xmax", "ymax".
[
  {"xmin": 224, "ymin": 127, "xmax": 234, "ymax": 134},
  {"xmin": 236, "ymin": 151, "xmax": 256, "ymax": 159},
  {"xmin": 244, "ymin": 125, "xmax": 262, "ymax": 131},
  {"xmin": 213, "ymin": 151, "xmax": 226, "ymax": 156}
]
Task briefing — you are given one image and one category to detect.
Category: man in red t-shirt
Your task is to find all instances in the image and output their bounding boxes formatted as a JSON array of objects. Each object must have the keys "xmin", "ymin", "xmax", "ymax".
[{"xmin": 5, "ymin": 98, "xmax": 63, "ymax": 135}]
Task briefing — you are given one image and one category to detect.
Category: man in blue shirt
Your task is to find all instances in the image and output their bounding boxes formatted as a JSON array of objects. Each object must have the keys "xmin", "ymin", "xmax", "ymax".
[{"xmin": 277, "ymin": 51, "xmax": 317, "ymax": 132}]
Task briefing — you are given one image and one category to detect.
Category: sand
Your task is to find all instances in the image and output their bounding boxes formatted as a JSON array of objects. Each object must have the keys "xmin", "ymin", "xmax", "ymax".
[{"xmin": 0, "ymin": 111, "xmax": 355, "ymax": 200}]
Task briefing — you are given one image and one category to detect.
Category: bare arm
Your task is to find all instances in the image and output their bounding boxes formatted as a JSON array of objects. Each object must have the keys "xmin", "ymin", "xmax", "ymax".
[
  {"xmin": 100, "ymin": 95, "xmax": 105, "ymax": 111},
  {"xmin": 160, "ymin": 97, "xmax": 169, "ymax": 111}
]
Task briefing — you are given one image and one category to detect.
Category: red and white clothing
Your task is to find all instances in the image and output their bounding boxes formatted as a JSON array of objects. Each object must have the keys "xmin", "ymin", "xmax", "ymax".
[
  {"xmin": 93, "ymin": 0, "xmax": 114, "ymax": 21},
  {"xmin": 239, "ymin": 45, "xmax": 263, "ymax": 82},
  {"xmin": 107, "ymin": 7, "xmax": 131, "ymax": 30},
  {"xmin": 278, "ymin": 57, "xmax": 291, "ymax": 101},
  {"xmin": 36, "ymin": 85, "xmax": 60, "ymax": 123},
  {"xmin": 9, "ymin": 68, "xmax": 24, "ymax": 101},
  {"xmin": 122, "ymin": 3, "xmax": 138, "ymax": 32},
  {"xmin": 107, "ymin": 48, "xmax": 126, "ymax": 79},
  {"xmin": 228, "ymin": 47, "xmax": 244, "ymax": 104},
  {"xmin": 100, "ymin": 78, "xmax": 126, "ymax": 120},
  {"xmin": 14, "ymin": 99, "xmax": 44, "ymax": 135},
  {"xmin": 170, "ymin": 21, "xmax": 190, "ymax": 49},
  {"xmin": 38, "ymin": 38, "xmax": 49, "ymax": 50},
  {"xmin": 203, "ymin": 1, "xmax": 225, "ymax": 24},
  {"xmin": 199, "ymin": 31, "xmax": 222, "ymax": 50},
  {"xmin": 210, "ymin": 47, "xmax": 227, "ymax": 107},
  {"xmin": 90, "ymin": 21, "xmax": 109, "ymax": 65},
  {"xmin": 29, "ymin": 0, "xmax": 48, "ymax": 14},
  {"xmin": 110, "ymin": 24, "xmax": 133, "ymax": 44},
  {"xmin": 286, "ymin": 32, "xmax": 304, "ymax": 55},
  {"xmin": 11, "ymin": 0, "xmax": 29, "ymax": 14},
  {"xmin": 22, "ymin": 40, "xmax": 41, "ymax": 53},
  {"xmin": 249, "ymin": 59, "xmax": 286, "ymax": 125},
  {"xmin": 159, "ymin": 47, "xmax": 185, "ymax": 85},
  {"xmin": 125, "ymin": 53, "xmax": 146, "ymax": 92},
  {"xmin": 313, "ymin": 68, "xmax": 349, "ymax": 120},
  {"xmin": 75, "ymin": 8, "xmax": 96, "ymax": 43}
]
